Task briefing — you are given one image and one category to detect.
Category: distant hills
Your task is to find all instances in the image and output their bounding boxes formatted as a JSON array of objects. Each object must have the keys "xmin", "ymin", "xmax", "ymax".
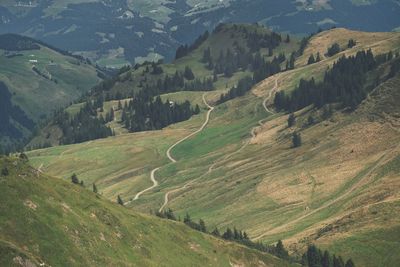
[
  {"xmin": 1, "ymin": 0, "xmax": 399, "ymax": 67},
  {"xmin": 0, "ymin": 33, "xmax": 101, "ymax": 150}
]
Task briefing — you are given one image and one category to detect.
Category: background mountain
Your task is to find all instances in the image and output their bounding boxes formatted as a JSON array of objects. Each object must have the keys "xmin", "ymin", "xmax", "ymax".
[
  {"xmin": 0, "ymin": 33, "xmax": 101, "ymax": 151},
  {"xmin": 1, "ymin": 0, "xmax": 399, "ymax": 68}
]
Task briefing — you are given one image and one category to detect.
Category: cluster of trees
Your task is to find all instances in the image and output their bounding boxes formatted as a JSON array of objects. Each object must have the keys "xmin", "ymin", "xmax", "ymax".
[
  {"xmin": 175, "ymin": 31, "xmax": 210, "ymax": 59},
  {"xmin": 302, "ymin": 245, "xmax": 355, "ymax": 267},
  {"xmin": 326, "ymin": 43, "xmax": 341, "ymax": 57},
  {"xmin": 274, "ymin": 50, "xmax": 379, "ymax": 112},
  {"xmin": 53, "ymin": 100, "xmax": 114, "ymax": 145},
  {"xmin": 0, "ymin": 33, "xmax": 40, "ymax": 51},
  {"xmin": 120, "ymin": 92, "xmax": 200, "ymax": 132},
  {"xmin": 348, "ymin": 39, "xmax": 356, "ymax": 49},
  {"xmin": 201, "ymin": 44, "xmax": 283, "ymax": 80},
  {"xmin": 308, "ymin": 53, "xmax": 322, "ymax": 65},
  {"xmin": 217, "ymin": 76, "xmax": 255, "ymax": 104},
  {"xmin": 154, "ymin": 208, "xmax": 290, "ymax": 261}
]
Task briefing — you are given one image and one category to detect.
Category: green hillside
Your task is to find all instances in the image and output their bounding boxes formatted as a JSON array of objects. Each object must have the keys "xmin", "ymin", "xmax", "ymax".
[
  {"xmin": 0, "ymin": 34, "xmax": 101, "ymax": 149},
  {"xmin": 26, "ymin": 27, "xmax": 400, "ymax": 267},
  {"xmin": 0, "ymin": 156, "xmax": 296, "ymax": 267}
]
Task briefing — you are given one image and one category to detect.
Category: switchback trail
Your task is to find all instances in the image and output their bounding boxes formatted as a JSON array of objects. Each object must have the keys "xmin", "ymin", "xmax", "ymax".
[
  {"xmin": 127, "ymin": 94, "xmax": 214, "ymax": 205},
  {"xmin": 159, "ymin": 76, "xmax": 280, "ymax": 212}
]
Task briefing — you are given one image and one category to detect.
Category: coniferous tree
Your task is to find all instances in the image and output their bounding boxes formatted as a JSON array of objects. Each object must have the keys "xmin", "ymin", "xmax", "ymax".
[
  {"xmin": 93, "ymin": 183, "xmax": 98, "ymax": 193},
  {"xmin": 345, "ymin": 259, "xmax": 355, "ymax": 267},
  {"xmin": 327, "ymin": 43, "xmax": 341, "ymax": 57},
  {"xmin": 211, "ymin": 228, "xmax": 220, "ymax": 237},
  {"xmin": 285, "ymin": 34, "xmax": 290, "ymax": 43},
  {"xmin": 347, "ymin": 39, "xmax": 356, "ymax": 48},
  {"xmin": 288, "ymin": 113, "xmax": 296, "ymax": 127},
  {"xmin": 275, "ymin": 240, "xmax": 289, "ymax": 259},
  {"xmin": 308, "ymin": 54, "xmax": 316, "ymax": 65},
  {"xmin": 71, "ymin": 173, "xmax": 79, "ymax": 184},
  {"xmin": 292, "ymin": 132, "xmax": 302, "ymax": 148},
  {"xmin": 316, "ymin": 52, "xmax": 321, "ymax": 62},
  {"xmin": 117, "ymin": 195, "xmax": 124, "ymax": 205},
  {"xmin": 199, "ymin": 219, "xmax": 207, "ymax": 233},
  {"xmin": 184, "ymin": 66, "xmax": 195, "ymax": 80}
]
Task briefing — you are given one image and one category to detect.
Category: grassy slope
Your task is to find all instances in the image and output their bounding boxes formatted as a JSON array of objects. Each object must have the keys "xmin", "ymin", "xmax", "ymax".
[
  {"xmin": 0, "ymin": 156, "xmax": 296, "ymax": 267},
  {"xmin": 26, "ymin": 28, "xmax": 400, "ymax": 266},
  {"xmin": 0, "ymin": 45, "xmax": 100, "ymax": 121}
]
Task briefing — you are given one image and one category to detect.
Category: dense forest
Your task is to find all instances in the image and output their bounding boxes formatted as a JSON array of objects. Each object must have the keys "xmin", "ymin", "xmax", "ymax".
[
  {"xmin": 52, "ymin": 100, "xmax": 113, "ymax": 145},
  {"xmin": 274, "ymin": 50, "xmax": 397, "ymax": 112},
  {"xmin": 121, "ymin": 91, "xmax": 200, "ymax": 132}
]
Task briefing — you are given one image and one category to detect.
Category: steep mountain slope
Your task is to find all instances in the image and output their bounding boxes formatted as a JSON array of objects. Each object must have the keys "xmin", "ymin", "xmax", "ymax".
[
  {"xmin": 0, "ymin": 34, "xmax": 101, "ymax": 148},
  {"xmin": 26, "ymin": 27, "xmax": 400, "ymax": 266},
  {"xmin": 0, "ymin": 156, "xmax": 296, "ymax": 267},
  {"xmin": 1, "ymin": 0, "xmax": 399, "ymax": 66}
]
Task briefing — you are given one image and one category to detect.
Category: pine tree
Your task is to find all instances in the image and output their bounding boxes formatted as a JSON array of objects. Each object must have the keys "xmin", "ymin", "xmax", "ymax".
[
  {"xmin": 71, "ymin": 173, "xmax": 79, "ymax": 184},
  {"xmin": 347, "ymin": 39, "xmax": 356, "ymax": 48},
  {"xmin": 322, "ymin": 250, "xmax": 331, "ymax": 267},
  {"xmin": 117, "ymin": 195, "xmax": 124, "ymax": 205},
  {"xmin": 285, "ymin": 34, "xmax": 290, "ymax": 43},
  {"xmin": 316, "ymin": 52, "xmax": 321, "ymax": 62},
  {"xmin": 308, "ymin": 54, "xmax": 316, "ymax": 65},
  {"xmin": 93, "ymin": 183, "xmax": 98, "ymax": 193},
  {"xmin": 292, "ymin": 132, "xmax": 302, "ymax": 148},
  {"xmin": 211, "ymin": 228, "xmax": 220, "ymax": 237},
  {"xmin": 184, "ymin": 66, "xmax": 195, "ymax": 80},
  {"xmin": 184, "ymin": 213, "xmax": 191, "ymax": 224},
  {"xmin": 275, "ymin": 240, "xmax": 289, "ymax": 259},
  {"xmin": 307, "ymin": 245, "xmax": 322, "ymax": 267},
  {"xmin": 118, "ymin": 100, "xmax": 122, "ymax": 110},
  {"xmin": 345, "ymin": 259, "xmax": 355, "ymax": 267},
  {"xmin": 288, "ymin": 113, "xmax": 296, "ymax": 127},
  {"xmin": 199, "ymin": 219, "xmax": 207, "ymax": 233}
]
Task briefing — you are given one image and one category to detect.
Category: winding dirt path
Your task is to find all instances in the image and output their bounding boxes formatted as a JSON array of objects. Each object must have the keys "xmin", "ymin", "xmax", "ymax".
[
  {"xmin": 166, "ymin": 94, "xmax": 214, "ymax": 163},
  {"xmin": 128, "ymin": 94, "xmax": 214, "ymax": 204},
  {"xmin": 159, "ymin": 76, "xmax": 280, "ymax": 212}
]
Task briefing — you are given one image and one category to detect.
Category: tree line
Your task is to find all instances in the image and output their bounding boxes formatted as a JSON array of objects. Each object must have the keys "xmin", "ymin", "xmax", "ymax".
[
  {"xmin": 274, "ymin": 50, "xmax": 392, "ymax": 112},
  {"xmin": 302, "ymin": 245, "xmax": 355, "ymax": 267},
  {"xmin": 52, "ymin": 99, "xmax": 114, "ymax": 145},
  {"xmin": 120, "ymin": 91, "xmax": 200, "ymax": 133}
]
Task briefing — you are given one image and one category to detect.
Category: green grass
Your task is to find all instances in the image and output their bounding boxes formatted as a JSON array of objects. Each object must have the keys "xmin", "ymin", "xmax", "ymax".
[
  {"xmin": 0, "ymin": 46, "xmax": 100, "ymax": 121},
  {"xmin": 0, "ymin": 156, "xmax": 296, "ymax": 267}
]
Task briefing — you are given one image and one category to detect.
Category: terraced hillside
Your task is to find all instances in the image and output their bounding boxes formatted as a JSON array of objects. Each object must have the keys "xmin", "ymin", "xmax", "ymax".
[
  {"xmin": 0, "ymin": 156, "xmax": 296, "ymax": 267},
  {"xmin": 27, "ymin": 28, "xmax": 400, "ymax": 266}
]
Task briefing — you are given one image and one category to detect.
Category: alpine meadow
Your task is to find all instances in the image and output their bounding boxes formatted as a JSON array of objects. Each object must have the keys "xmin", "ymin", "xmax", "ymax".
[{"xmin": 1, "ymin": 1, "xmax": 400, "ymax": 266}]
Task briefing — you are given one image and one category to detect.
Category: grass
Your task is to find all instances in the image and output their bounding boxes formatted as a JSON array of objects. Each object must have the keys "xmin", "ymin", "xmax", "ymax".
[
  {"xmin": 0, "ymin": 156, "xmax": 297, "ymax": 267},
  {"xmin": 25, "ymin": 28, "xmax": 400, "ymax": 266},
  {"xmin": 0, "ymin": 45, "xmax": 100, "ymax": 121}
]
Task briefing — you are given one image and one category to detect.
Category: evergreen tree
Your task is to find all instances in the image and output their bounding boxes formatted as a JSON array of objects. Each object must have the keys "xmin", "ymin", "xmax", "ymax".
[
  {"xmin": 322, "ymin": 250, "xmax": 331, "ymax": 267},
  {"xmin": 307, "ymin": 245, "xmax": 322, "ymax": 267},
  {"xmin": 117, "ymin": 195, "xmax": 124, "ymax": 205},
  {"xmin": 347, "ymin": 39, "xmax": 356, "ymax": 48},
  {"xmin": 222, "ymin": 228, "xmax": 233, "ymax": 240},
  {"xmin": 71, "ymin": 173, "xmax": 79, "ymax": 184},
  {"xmin": 199, "ymin": 219, "xmax": 207, "ymax": 233},
  {"xmin": 184, "ymin": 66, "xmax": 195, "ymax": 80},
  {"xmin": 288, "ymin": 113, "xmax": 296, "ymax": 127},
  {"xmin": 345, "ymin": 259, "xmax": 355, "ymax": 267},
  {"xmin": 316, "ymin": 52, "xmax": 321, "ymax": 62},
  {"xmin": 79, "ymin": 180, "xmax": 84, "ymax": 187},
  {"xmin": 275, "ymin": 240, "xmax": 289, "ymax": 259},
  {"xmin": 211, "ymin": 228, "xmax": 220, "ymax": 237},
  {"xmin": 93, "ymin": 183, "xmax": 98, "ymax": 193},
  {"xmin": 184, "ymin": 213, "xmax": 191, "ymax": 224},
  {"xmin": 292, "ymin": 132, "xmax": 302, "ymax": 148},
  {"xmin": 327, "ymin": 43, "xmax": 341, "ymax": 57},
  {"xmin": 308, "ymin": 54, "xmax": 316, "ymax": 65}
]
